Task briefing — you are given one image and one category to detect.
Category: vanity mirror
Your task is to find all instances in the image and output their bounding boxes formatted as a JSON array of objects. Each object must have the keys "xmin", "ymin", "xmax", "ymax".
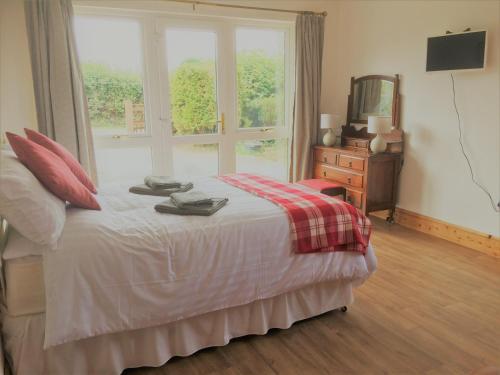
[
  {"xmin": 347, "ymin": 74, "xmax": 400, "ymax": 127},
  {"xmin": 342, "ymin": 74, "xmax": 402, "ymax": 152}
]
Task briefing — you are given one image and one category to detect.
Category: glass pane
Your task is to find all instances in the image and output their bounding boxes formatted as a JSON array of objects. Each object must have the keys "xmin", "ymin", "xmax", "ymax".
[
  {"xmin": 95, "ymin": 147, "xmax": 152, "ymax": 184},
  {"xmin": 74, "ymin": 17, "xmax": 146, "ymax": 136},
  {"xmin": 352, "ymin": 79, "xmax": 394, "ymax": 120},
  {"xmin": 166, "ymin": 30, "xmax": 218, "ymax": 136},
  {"xmin": 236, "ymin": 28, "xmax": 285, "ymax": 129},
  {"xmin": 172, "ymin": 144, "xmax": 219, "ymax": 179},
  {"xmin": 236, "ymin": 139, "xmax": 287, "ymax": 181}
]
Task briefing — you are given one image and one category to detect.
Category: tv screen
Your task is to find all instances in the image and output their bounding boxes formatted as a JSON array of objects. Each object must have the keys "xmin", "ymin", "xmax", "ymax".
[{"xmin": 426, "ymin": 31, "xmax": 486, "ymax": 72}]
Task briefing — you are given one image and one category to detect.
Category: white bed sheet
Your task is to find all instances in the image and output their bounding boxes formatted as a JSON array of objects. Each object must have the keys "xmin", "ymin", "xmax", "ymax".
[{"xmin": 43, "ymin": 177, "xmax": 377, "ymax": 348}]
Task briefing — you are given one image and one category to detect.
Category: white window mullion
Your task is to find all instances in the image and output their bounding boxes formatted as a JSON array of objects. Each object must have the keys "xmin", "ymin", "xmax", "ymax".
[
  {"xmin": 217, "ymin": 22, "xmax": 237, "ymax": 175},
  {"xmin": 143, "ymin": 16, "xmax": 168, "ymax": 176},
  {"xmin": 156, "ymin": 19, "xmax": 174, "ymax": 176}
]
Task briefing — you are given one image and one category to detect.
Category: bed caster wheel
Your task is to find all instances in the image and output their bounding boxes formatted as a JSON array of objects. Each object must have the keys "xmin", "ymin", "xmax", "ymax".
[{"xmin": 340, "ymin": 306, "xmax": 347, "ymax": 312}]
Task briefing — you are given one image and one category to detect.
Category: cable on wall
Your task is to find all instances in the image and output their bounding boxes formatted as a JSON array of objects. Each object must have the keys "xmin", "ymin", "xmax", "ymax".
[{"xmin": 450, "ymin": 73, "xmax": 500, "ymax": 213}]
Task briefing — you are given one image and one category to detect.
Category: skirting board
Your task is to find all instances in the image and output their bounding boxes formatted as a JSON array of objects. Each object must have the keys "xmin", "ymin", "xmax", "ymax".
[{"xmin": 372, "ymin": 208, "xmax": 500, "ymax": 258}]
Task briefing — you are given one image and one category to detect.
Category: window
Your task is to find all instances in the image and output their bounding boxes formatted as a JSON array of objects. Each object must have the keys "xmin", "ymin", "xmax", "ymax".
[
  {"xmin": 165, "ymin": 29, "xmax": 219, "ymax": 136},
  {"xmin": 236, "ymin": 139, "xmax": 288, "ymax": 181},
  {"xmin": 75, "ymin": 10, "xmax": 294, "ymax": 183},
  {"xmin": 75, "ymin": 16, "xmax": 151, "ymax": 183},
  {"xmin": 74, "ymin": 17, "xmax": 146, "ymax": 136},
  {"xmin": 236, "ymin": 28, "xmax": 285, "ymax": 129}
]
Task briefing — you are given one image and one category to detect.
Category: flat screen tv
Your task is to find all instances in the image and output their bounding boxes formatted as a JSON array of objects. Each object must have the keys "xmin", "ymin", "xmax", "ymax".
[{"xmin": 426, "ymin": 31, "xmax": 486, "ymax": 72}]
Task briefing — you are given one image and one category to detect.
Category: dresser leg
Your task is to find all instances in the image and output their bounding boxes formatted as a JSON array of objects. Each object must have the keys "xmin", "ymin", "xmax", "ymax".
[{"xmin": 386, "ymin": 208, "xmax": 395, "ymax": 224}]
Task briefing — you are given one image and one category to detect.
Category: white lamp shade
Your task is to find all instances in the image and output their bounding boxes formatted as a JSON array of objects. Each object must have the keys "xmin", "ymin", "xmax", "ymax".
[
  {"xmin": 367, "ymin": 116, "xmax": 392, "ymax": 134},
  {"xmin": 320, "ymin": 114, "xmax": 339, "ymax": 129}
]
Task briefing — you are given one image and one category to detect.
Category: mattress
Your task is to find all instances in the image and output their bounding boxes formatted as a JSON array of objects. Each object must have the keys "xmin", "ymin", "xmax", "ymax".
[
  {"xmin": 1, "ymin": 228, "xmax": 46, "ymax": 317},
  {"xmin": 4, "ymin": 255, "xmax": 44, "ymax": 317}
]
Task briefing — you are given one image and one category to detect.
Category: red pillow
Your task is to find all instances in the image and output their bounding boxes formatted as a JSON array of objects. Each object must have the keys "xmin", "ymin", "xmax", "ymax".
[
  {"xmin": 6, "ymin": 132, "xmax": 101, "ymax": 210},
  {"xmin": 24, "ymin": 128, "xmax": 97, "ymax": 194}
]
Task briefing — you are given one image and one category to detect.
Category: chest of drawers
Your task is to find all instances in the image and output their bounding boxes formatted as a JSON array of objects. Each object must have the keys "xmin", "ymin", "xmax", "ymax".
[{"xmin": 313, "ymin": 145, "xmax": 402, "ymax": 217}]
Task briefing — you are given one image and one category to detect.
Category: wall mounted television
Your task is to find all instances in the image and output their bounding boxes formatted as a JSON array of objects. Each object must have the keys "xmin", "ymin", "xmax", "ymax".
[{"xmin": 426, "ymin": 30, "xmax": 487, "ymax": 72}]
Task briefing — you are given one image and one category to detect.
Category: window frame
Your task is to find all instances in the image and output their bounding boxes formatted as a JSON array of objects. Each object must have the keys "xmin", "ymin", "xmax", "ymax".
[{"xmin": 74, "ymin": 4, "xmax": 295, "ymax": 180}]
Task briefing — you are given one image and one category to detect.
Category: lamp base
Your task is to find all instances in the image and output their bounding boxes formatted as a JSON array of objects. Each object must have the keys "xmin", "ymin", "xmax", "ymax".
[
  {"xmin": 370, "ymin": 134, "xmax": 387, "ymax": 153},
  {"xmin": 322, "ymin": 129, "xmax": 335, "ymax": 147}
]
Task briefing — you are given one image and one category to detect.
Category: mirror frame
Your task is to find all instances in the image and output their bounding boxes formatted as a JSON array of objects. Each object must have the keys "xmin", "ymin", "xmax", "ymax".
[{"xmin": 346, "ymin": 74, "xmax": 400, "ymax": 129}]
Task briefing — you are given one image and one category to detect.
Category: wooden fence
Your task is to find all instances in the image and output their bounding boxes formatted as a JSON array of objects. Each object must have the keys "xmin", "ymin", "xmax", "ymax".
[{"xmin": 124, "ymin": 100, "xmax": 145, "ymax": 134}]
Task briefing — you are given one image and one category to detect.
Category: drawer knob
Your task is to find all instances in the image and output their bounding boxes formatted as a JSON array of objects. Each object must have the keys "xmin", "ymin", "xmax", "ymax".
[
  {"xmin": 324, "ymin": 156, "xmax": 327, "ymax": 162},
  {"xmin": 349, "ymin": 161, "xmax": 352, "ymax": 167},
  {"xmin": 347, "ymin": 177, "xmax": 352, "ymax": 184},
  {"xmin": 323, "ymin": 171, "xmax": 326, "ymax": 177}
]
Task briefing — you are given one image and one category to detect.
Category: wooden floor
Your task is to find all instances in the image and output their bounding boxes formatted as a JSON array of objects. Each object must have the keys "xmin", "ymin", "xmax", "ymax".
[{"xmin": 126, "ymin": 218, "xmax": 500, "ymax": 375}]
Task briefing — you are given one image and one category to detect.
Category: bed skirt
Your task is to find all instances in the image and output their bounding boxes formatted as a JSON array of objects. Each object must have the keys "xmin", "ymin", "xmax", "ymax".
[{"xmin": 2, "ymin": 279, "xmax": 354, "ymax": 375}]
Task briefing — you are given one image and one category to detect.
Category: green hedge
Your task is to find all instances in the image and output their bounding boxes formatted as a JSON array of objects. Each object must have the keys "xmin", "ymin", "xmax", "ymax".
[{"xmin": 82, "ymin": 50, "xmax": 283, "ymax": 134}]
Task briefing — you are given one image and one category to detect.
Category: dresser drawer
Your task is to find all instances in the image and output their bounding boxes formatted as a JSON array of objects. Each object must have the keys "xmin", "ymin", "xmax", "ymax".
[
  {"xmin": 346, "ymin": 189, "xmax": 363, "ymax": 209},
  {"xmin": 313, "ymin": 164, "xmax": 364, "ymax": 188},
  {"xmin": 313, "ymin": 148, "xmax": 337, "ymax": 165},
  {"xmin": 338, "ymin": 155, "xmax": 365, "ymax": 171},
  {"xmin": 344, "ymin": 138, "xmax": 370, "ymax": 149}
]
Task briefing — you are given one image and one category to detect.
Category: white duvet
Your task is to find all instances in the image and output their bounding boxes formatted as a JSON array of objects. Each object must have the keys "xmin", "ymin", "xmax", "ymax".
[{"xmin": 43, "ymin": 177, "xmax": 377, "ymax": 348}]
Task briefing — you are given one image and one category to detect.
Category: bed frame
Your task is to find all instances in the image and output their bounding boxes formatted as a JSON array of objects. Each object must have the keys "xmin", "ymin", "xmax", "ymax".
[{"xmin": 0, "ymin": 217, "xmax": 9, "ymax": 375}]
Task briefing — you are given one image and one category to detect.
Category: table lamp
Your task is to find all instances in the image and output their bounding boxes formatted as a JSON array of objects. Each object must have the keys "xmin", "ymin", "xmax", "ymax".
[
  {"xmin": 368, "ymin": 116, "xmax": 392, "ymax": 153},
  {"xmin": 321, "ymin": 114, "xmax": 339, "ymax": 147}
]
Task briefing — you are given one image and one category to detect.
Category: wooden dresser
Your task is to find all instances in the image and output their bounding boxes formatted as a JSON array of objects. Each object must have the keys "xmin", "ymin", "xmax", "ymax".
[
  {"xmin": 314, "ymin": 74, "xmax": 404, "ymax": 220},
  {"xmin": 313, "ymin": 145, "xmax": 402, "ymax": 217}
]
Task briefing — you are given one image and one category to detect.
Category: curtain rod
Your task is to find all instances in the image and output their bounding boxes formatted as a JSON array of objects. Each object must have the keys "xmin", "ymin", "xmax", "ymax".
[{"xmin": 163, "ymin": 0, "xmax": 328, "ymax": 16}]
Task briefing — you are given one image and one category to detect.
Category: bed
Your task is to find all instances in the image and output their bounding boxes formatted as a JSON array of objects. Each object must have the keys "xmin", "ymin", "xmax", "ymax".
[{"xmin": 0, "ymin": 174, "xmax": 376, "ymax": 374}]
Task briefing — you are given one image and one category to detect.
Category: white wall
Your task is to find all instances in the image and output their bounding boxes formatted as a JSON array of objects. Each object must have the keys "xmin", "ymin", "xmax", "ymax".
[
  {"xmin": 0, "ymin": 0, "xmax": 38, "ymax": 137},
  {"xmin": 329, "ymin": 0, "xmax": 499, "ymax": 236}
]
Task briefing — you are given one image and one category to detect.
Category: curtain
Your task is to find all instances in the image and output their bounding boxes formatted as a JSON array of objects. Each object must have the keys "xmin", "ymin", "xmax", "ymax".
[
  {"xmin": 362, "ymin": 80, "xmax": 382, "ymax": 116},
  {"xmin": 24, "ymin": 0, "xmax": 97, "ymax": 183},
  {"xmin": 353, "ymin": 80, "xmax": 382, "ymax": 119},
  {"xmin": 290, "ymin": 13, "xmax": 325, "ymax": 182}
]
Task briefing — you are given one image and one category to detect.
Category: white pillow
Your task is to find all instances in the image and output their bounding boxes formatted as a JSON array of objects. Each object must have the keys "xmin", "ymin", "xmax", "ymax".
[{"xmin": 0, "ymin": 151, "xmax": 66, "ymax": 245}]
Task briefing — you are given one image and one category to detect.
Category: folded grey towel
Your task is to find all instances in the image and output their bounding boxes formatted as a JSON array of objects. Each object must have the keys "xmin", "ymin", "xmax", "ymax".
[
  {"xmin": 170, "ymin": 190, "xmax": 213, "ymax": 208},
  {"xmin": 129, "ymin": 183, "xmax": 193, "ymax": 197},
  {"xmin": 144, "ymin": 176, "xmax": 182, "ymax": 190},
  {"xmin": 155, "ymin": 198, "xmax": 228, "ymax": 216}
]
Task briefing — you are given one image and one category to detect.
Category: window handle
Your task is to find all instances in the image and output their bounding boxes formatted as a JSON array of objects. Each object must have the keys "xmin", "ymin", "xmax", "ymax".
[{"xmin": 216, "ymin": 113, "xmax": 225, "ymax": 134}]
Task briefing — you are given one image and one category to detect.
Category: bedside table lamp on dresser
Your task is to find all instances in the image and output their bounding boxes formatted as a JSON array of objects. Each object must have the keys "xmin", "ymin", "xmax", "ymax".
[
  {"xmin": 320, "ymin": 114, "xmax": 339, "ymax": 146},
  {"xmin": 368, "ymin": 116, "xmax": 392, "ymax": 153},
  {"xmin": 313, "ymin": 74, "xmax": 403, "ymax": 222}
]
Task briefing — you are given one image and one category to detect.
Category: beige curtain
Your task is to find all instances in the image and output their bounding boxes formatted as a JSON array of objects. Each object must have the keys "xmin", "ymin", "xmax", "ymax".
[
  {"xmin": 355, "ymin": 80, "xmax": 382, "ymax": 119},
  {"xmin": 24, "ymin": 0, "xmax": 97, "ymax": 183},
  {"xmin": 290, "ymin": 13, "xmax": 325, "ymax": 182}
]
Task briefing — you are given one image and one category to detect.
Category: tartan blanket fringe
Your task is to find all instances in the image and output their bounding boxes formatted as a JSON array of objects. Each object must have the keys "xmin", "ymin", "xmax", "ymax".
[{"xmin": 218, "ymin": 173, "xmax": 371, "ymax": 254}]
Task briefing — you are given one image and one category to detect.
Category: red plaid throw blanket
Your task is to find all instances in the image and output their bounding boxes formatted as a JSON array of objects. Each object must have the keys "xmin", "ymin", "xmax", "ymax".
[{"xmin": 218, "ymin": 174, "xmax": 371, "ymax": 254}]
